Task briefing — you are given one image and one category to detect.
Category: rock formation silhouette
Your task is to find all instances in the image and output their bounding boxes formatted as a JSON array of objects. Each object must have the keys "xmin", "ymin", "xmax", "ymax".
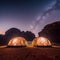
[
  {"xmin": 38, "ymin": 21, "xmax": 60, "ymax": 44},
  {"xmin": 3, "ymin": 28, "xmax": 21, "ymax": 44},
  {"xmin": 3, "ymin": 28, "xmax": 35, "ymax": 45},
  {"xmin": 23, "ymin": 31, "xmax": 35, "ymax": 41},
  {"xmin": 0, "ymin": 34, "xmax": 4, "ymax": 45}
]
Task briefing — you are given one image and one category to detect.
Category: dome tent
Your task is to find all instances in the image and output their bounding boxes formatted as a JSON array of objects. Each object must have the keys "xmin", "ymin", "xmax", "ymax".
[
  {"xmin": 8, "ymin": 37, "xmax": 28, "ymax": 47},
  {"xmin": 32, "ymin": 37, "xmax": 52, "ymax": 47}
]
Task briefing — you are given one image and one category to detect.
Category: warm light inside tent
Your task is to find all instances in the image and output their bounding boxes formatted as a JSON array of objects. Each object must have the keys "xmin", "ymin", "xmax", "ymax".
[
  {"xmin": 8, "ymin": 37, "xmax": 28, "ymax": 46},
  {"xmin": 12, "ymin": 38, "xmax": 18, "ymax": 46},
  {"xmin": 37, "ymin": 37, "xmax": 51, "ymax": 46},
  {"xmin": 32, "ymin": 37, "xmax": 51, "ymax": 47},
  {"xmin": 39, "ymin": 37, "xmax": 46, "ymax": 43}
]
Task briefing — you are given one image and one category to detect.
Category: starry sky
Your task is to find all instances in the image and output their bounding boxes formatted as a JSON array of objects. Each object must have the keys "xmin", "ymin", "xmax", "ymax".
[{"xmin": 0, "ymin": 0, "xmax": 60, "ymax": 36}]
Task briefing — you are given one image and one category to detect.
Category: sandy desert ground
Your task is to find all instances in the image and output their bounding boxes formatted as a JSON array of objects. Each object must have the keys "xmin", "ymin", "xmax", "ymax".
[{"xmin": 0, "ymin": 47, "xmax": 60, "ymax": 60}]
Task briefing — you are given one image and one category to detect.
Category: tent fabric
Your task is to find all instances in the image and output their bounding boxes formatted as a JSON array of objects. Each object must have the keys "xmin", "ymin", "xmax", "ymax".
[
  {"xmin": 8, "ymin": 37, "xmax": 28, "ymax": 46},
  {"xmin": 32, "ymin": 37, "xmax": 51, "ymax": 47}
]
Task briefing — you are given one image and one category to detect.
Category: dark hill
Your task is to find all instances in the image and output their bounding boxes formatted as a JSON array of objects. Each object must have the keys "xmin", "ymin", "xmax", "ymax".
[{"xmin": 38, "ymin": 21, "xmax": 60, "ymax": 43}]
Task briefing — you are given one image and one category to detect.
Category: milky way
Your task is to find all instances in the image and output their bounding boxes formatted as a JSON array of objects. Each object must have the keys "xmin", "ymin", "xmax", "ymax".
[{"xmin": 30, "ymin": 0, "xmax": 60, "ymax": 36}]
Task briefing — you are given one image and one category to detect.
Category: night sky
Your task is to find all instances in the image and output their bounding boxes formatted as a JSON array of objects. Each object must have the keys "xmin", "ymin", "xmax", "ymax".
[{"xmin": 0, "ymin": 0, "xmax": 60, "ymax": 36}]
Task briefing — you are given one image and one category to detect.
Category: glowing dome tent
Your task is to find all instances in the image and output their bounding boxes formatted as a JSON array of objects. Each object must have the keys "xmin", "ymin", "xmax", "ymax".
[
  {"xmin": 32, "ymin": 37, "xmax": 52, "ymax": 47},
  {"xmin": 8, "ymin": 37, "xmax": 28, "ymax": 47}
]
